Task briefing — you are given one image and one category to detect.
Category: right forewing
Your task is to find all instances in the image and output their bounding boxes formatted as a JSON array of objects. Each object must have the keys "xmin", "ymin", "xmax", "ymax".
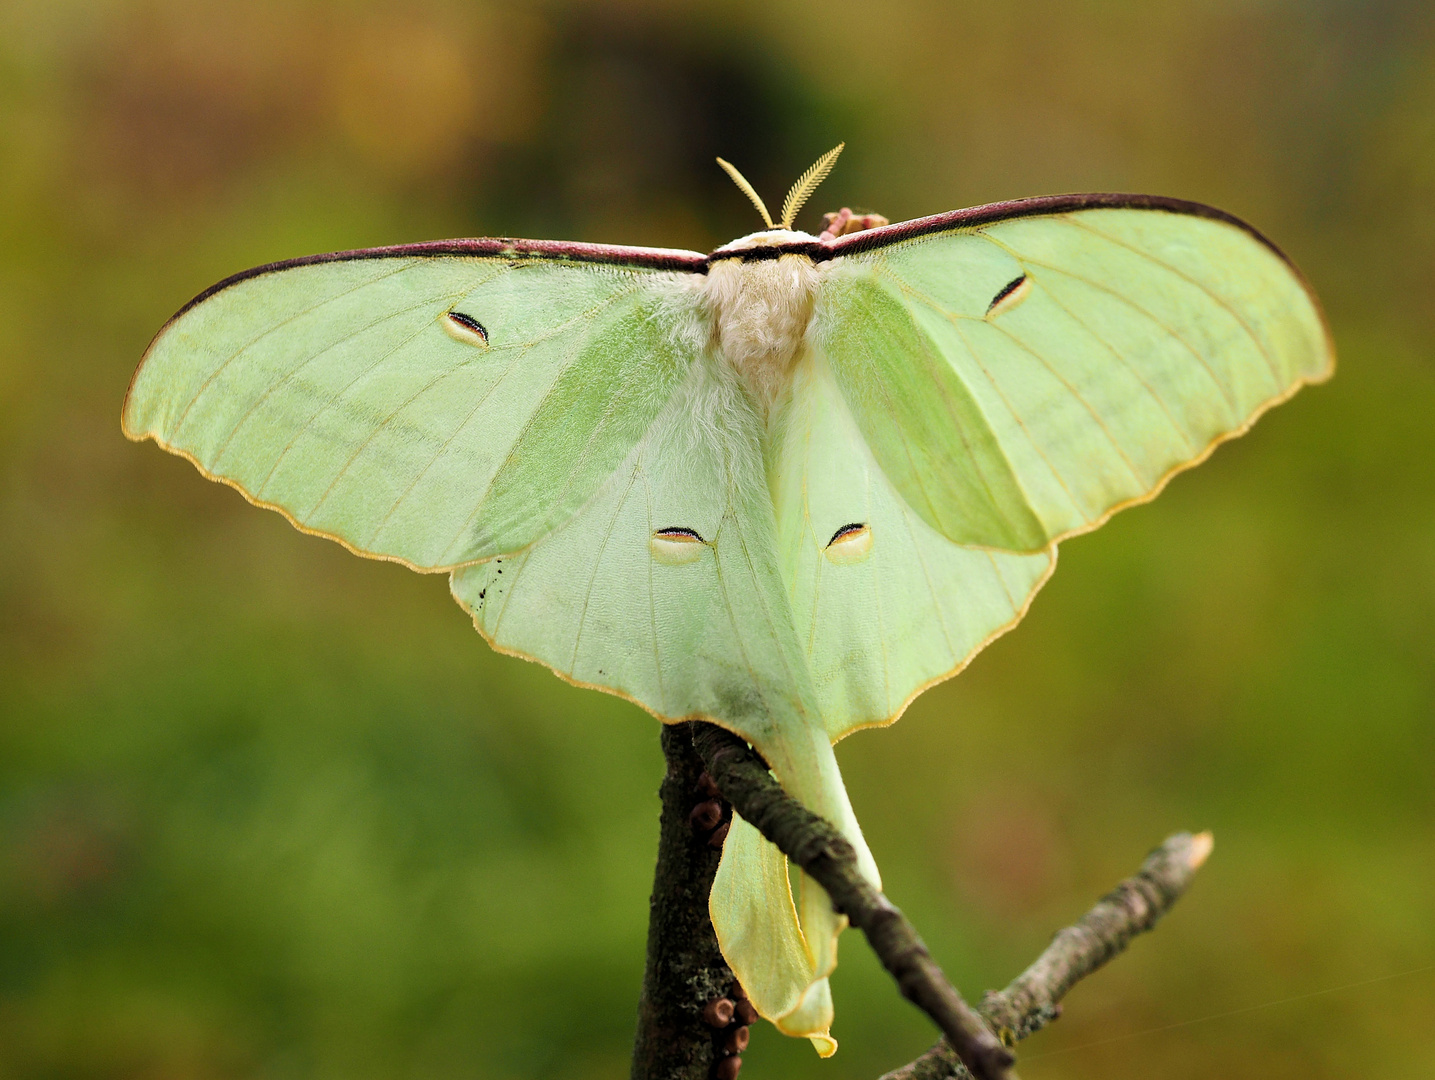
[{"xmin": 815, "ymin": 205, "xmax": 1333, "ymax": 551}]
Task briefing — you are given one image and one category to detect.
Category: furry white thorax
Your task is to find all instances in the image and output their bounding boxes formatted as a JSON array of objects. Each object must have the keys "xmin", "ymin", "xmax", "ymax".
[{"xmin": 702, "ymin": 230, "xmax": 821, "ymax": 416}]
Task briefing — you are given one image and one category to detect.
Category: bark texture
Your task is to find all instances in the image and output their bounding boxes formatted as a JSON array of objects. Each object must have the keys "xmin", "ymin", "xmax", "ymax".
[
  {"xmin": 879, "ymin": 831, "xmax": 1213, "ymax": 1080},
  {"xmin": 632, "ymin": 724, "xmax": 1211, "ymax": 1080},
  {"xmin": 631, "ymin": 724, "xmax": 745, "ymax": 1080},
  {"xmin": 690, "ymin": 722, "xmax": 1015, "ymax": 1080}
]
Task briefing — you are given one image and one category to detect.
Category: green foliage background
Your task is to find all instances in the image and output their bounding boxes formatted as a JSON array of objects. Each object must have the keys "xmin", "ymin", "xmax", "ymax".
[{"xmin": 1, "ymin": 1, "xmax": 1432, "ymax": 1077}]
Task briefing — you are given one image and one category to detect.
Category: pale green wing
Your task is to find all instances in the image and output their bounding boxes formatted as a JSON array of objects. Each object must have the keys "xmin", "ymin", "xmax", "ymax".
[
  {"xmin": 814, "ymin": 202, "xmax": 1334, "ymax": 551},
  {"xmin": 451, "ymin": 359, "xmax": 813, "ymax": 744},
  {"xmin": 126, "ymin": 198, "xmax": 1333, "ymax": 1060},
  {"xmin": 449, "ymin": 356, "xmax": 879, "ymax": 1053},
  {"xmin": 768, "ymin": 351, "xmax": 1055, "ymax": 742},
  {"xmin": 123, "ymin": 243, "xmax": 705, "ymax": 570}
]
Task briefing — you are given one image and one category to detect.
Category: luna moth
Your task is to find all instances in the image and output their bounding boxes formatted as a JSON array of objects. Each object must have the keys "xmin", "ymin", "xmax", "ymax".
[{"xmin": 122, "ymin": 144, "xmax": 1333, "ymax": 1056}]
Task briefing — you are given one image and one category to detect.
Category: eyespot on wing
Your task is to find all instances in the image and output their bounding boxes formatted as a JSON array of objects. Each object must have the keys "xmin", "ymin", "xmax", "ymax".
[
  {"xmin": 443, "ymin": 310, "xmax": 489, "ymax": 346},
  {"xmin": 650, "ymin": 526, "xmax": 708, "ymax": 565},
  {"xmin": 985, "ymin": 275, "xmax": 1030, "ymax": 318},
  {"xmin": 824, "ymin": 523, "xmax": 872, "ymax": 565}
]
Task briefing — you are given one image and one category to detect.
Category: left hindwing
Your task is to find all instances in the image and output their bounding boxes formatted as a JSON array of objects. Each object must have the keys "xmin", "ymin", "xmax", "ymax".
[{"xmin": 450, "ymin": 358, "xmax": 814, "ymax": 746}]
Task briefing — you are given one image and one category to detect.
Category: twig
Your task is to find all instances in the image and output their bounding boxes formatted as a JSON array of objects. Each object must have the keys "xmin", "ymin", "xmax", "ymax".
[
  {"xmin": 631, "ymin": 725, "xmax": 737, "ymax": 1080},
  {"xmin": 878, "ymin": 831, "xmax": 1214, "ymax": 1080},
  {"xmin": 690, "ymin": 722, "xmax": 1016, "ymax": 1080}
]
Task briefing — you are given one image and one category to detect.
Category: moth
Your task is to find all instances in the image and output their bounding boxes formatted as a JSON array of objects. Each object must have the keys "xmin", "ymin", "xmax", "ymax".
[{"xmin": 123, "ymin": 144, "xmax": 1333, "ymax": 1054}]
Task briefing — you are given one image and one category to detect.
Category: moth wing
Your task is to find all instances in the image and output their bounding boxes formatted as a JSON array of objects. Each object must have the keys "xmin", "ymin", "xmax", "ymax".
[
  {"xmin": 769, "ymin": 353, "xmax": 1055, "ymax": 743},
  {"xmin": 124, "ymin": 247, "xmax": 704, "ymax": 570},
  {"xmin": 449, "ymin": 360, "xmax": 876, "ymax": 1053},
  {"xmin": 816, "ymin": 203, "xmax": 1334, "ymax": 550}
]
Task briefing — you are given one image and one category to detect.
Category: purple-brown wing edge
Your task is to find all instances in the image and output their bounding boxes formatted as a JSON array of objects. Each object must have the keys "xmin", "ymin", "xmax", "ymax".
[
  {"xmin": 166, "ymin": 236, "xmax": 711, "ymax": 323},
  {"xmin": 153, "ymin": 194, "xmax": 1301, "ymax": 325},
  {"xmin": 129, "ymin": 191, "xmax": 1325, "ymax": 421},
  {"xmin": 784, "ymin": 192, "xmax": 1298, "ymax": 267}
]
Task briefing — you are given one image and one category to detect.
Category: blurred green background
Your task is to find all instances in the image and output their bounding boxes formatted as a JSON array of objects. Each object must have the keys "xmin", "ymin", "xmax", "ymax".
[{"xmin": 1, "ymin": 1, "xmax": 1432, "ymax": 1077}]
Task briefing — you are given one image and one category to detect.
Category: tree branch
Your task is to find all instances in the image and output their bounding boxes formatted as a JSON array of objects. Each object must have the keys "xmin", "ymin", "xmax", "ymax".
[
  {"xmin": 690, "ymin": 722, "xmax": 1016, "ymax": 1080},
  {"xmin": 878, "ymin": 830, "xmax": 1214, "ymax": 1080},
  {"xmin": 631, "ymin": 725, "xmax": 741, "ymax": 1080}
]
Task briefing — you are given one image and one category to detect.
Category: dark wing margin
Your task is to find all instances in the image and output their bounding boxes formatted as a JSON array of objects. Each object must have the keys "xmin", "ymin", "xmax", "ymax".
[
  {"xmin": 723, "ymin": 193, "xmax": 1305, "ymax": 275},
  {"xmin": 825, "ymin": 193, "xmax": 1298, "ymax": 261},
  {"xmin": 163, "ymin": 237, "xmax": 710, "ymax": 323},
  {"xmin": 733, "ymin": 190, "xmax": 1333, "ymax": 355},
  {"xmin": 148, "ymin": 195, "xmax": 1305, "ymax": 313},
  {"xmin": 124, "ymin": 237, "xmax": 710, "ymax": 421}
]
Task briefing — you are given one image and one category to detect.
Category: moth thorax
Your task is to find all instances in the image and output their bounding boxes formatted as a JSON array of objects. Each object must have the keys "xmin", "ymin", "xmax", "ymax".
[{"xmin": 704, "ymin": 254, "xmax": 818, "ymax": 414}]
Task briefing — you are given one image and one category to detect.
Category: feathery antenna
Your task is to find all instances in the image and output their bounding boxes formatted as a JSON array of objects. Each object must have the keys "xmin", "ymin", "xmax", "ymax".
[
  {"xmin": 780, "ymin": 143, "xmax": 844, "ymax": 229},
  {"xmin": 715, "ymin": 157, "xmax": 775, "ymax": 229},
  {"xmin": 716, "ymin": 143, "xmax": 846, "ymax": 231}
]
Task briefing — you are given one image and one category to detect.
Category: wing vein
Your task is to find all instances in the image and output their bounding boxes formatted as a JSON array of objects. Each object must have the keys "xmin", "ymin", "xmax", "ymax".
[
  {"xmin": 433, "ymin": 286, "xmax": 643, "ymax": 564},
  {"xmin": 1063, "ymin": 217, "xmax": 1284, "ymax": 389},
  {"xmin": 943, "ymin": 315, "xmax": 1091, "ymax": 521},
  {"xmin": 976, "ymin": 232, "xmax": 1240, "ymax": 418},
  {"xmin": 255, "ymin": 292, "xmax": 471, "ymax": 503},
  {"xmin": 882, "ymin": 273, "xmax": 1085, "ymax": 524},
  {"xmin": 857, "ymin": 273, "xmax": 1036, "ymax": 540},
  {"xmin": 902, "ymin": 505, "xmax": 959, "ymax": 660},
  {"xmin": 568, "ymin": 461, "xmax": 643, "ymax": 672},
  {"xmin": 363, "ymin": 282, "xmax": 640, "ymax": 551},
  {"xmin": 983, "ymin": 315, "xmax": 1150, "ymax": 487},
  {"xmin": 640, "ymin": 463, "xmax": 666, "ymax": 713},
  {"xmin": 211, "ymin": 280, "xmax": 500, "ymax": 471},
  {"xmin": 1029, "ymin": 278, "xmax": 1199, "ymax": 455},
  {"xmin": 171, "ymin": 259, "xmax": 422, "ymax": 438}
]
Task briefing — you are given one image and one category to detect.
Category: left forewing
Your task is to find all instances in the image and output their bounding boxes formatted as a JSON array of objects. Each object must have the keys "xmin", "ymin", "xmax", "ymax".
[{"xmin": 124, "ymin": 252, "xmax": 705, "ymax": 571}]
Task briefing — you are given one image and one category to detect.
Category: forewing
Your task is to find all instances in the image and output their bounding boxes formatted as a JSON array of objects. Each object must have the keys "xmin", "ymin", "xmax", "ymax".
[
  {"xmin": 124, "ymin": 253, "xmax": 701, "ymax": 569},
  {"xmin": 817, "ymin": 205, "xmax": 1333, "ymax": 549}
]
